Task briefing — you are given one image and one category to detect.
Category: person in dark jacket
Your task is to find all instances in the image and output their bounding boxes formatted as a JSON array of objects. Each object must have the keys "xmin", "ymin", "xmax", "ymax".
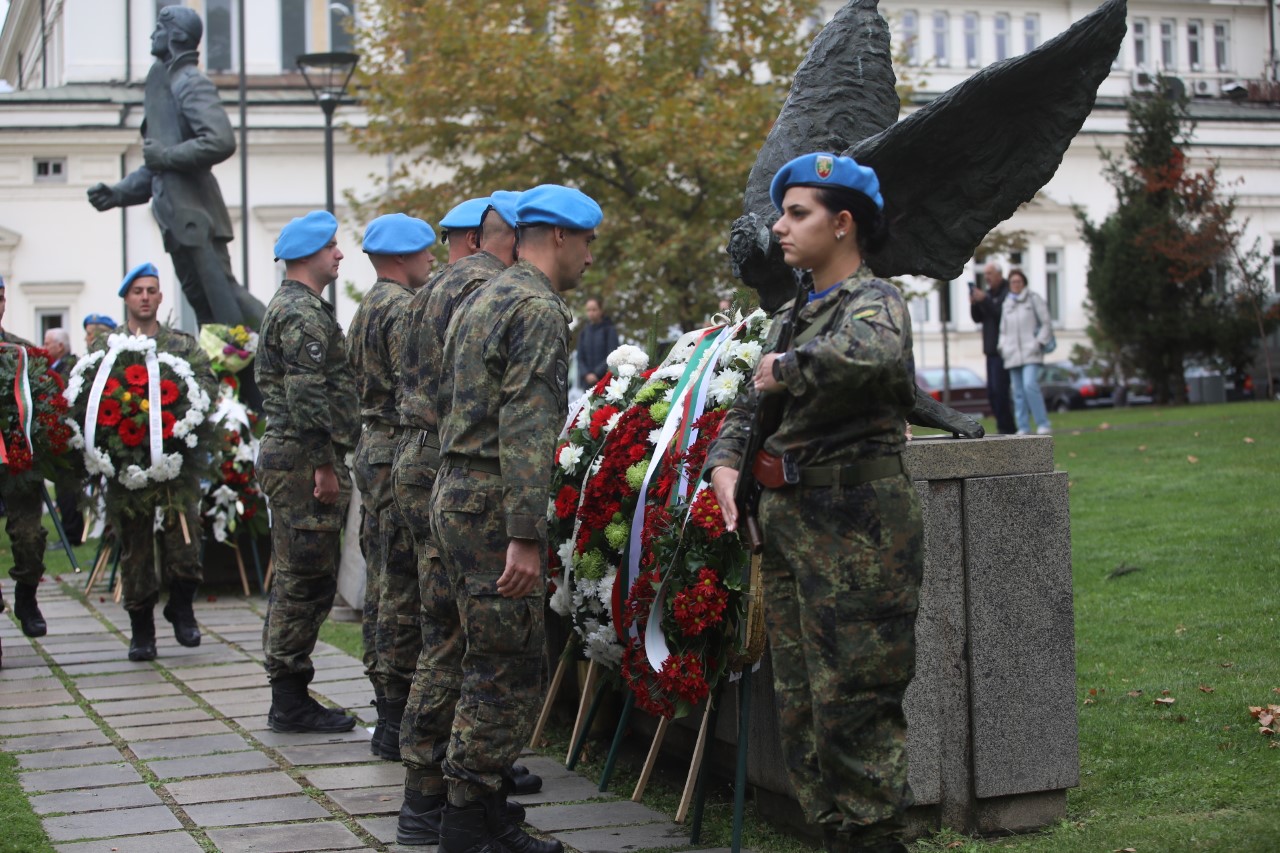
[
  {"xmin": 969, "ymin": 262, "xmax": 1016, "ymax": 434},
  {"xmin": 43, "ymin": 328, "xmax": 85, "ymax": 547},
  {"xmin": 575, "ymin": 297, "xmax": 619, "ymax": 387}
]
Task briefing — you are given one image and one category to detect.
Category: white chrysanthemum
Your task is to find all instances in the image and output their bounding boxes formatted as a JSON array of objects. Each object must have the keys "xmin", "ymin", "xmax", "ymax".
[
  {"xmin": 589, "ymin": 455, "xmax": 603, "ymax": 477},
  {"xmin": 736, "ymin": 340, "xmax": 764, "ymax": 367},
  {"xmin": 585, "ymin": 624, "xmax": 624, "ymax": 667},
  {"xmin": 604, "ymin": 375, "xmax": 630, "ymax": 403},
  {"xmin": 556, "ymin": 538, "xmax": 575, "ymax": 569},
  {"xmin": 647, "ymin": 428, "xmax": 663, "ymax": 446},
  {"xmin": 547, "ymin": 497, "xmax": 557, "ymax": 523},
  {"xmin": 558, "ymin": 443, "xmax": 584, "ymax": 473},
  {"xmin": 603, "ymin": 412, "xmax": 622, "ymax": 435},
  {"xmin": 549, "ymin": 581, "xmax": 571, "ymax": 617},
  {"xmin": 574, "ymin": 403, "xmax": 592, "ymax": 431},
  {"xmin": 662, "ymin": 386, "xmax": 676, "ymax": 403},
  {"xmin": 651, "ymin": 364, "xmax": 683, "ymax": 382},
  {"xmin": 708, "ymin": 368, "xmax": 745, "ymax": 406},
  {"xmin": 607, "ymin": 344, "xmax": 648, "ymax": 378},
  {"xmin": 234, "ymin": 443, "xmax": 256, "ymax": 464},
  {"xmin": 184, "ymin": 433, "xmax": 199, "ymax": 449}
]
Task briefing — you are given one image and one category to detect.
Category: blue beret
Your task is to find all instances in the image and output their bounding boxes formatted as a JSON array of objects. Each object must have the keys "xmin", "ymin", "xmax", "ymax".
[
  {"xmin": 439, "ymin": 198, "xmax": 491, "ymax": 231},
  {"xmin": 769, "ymin": 153, "xmax": 884, "ymax": 213},
  {"xmin": 274, "ymin": 210, "xmax": 339, "ymax": 261},
  {"xmin": 0, "ymin": 275, "xmax": 5, "ymax": 289},
  {"xmin": 363, "ymin": 213, "xmax": 436, "ymax": 255},
  {"xmin": 83, "ymin": 313, "xmax": 118, "ymax": 330},
  {"xmin": 487, "ymin": 190, "xmax": 522, "ymax": 228},
  {"xmin": 516, "ymin": 185, "xmax": 603, "ymax": 230},
  {"xmin": 118, "ymin": 262, "xmax": 160, "ymax": 297}
]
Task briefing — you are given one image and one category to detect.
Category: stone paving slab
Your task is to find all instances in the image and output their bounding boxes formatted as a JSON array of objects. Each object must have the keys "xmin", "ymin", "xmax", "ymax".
[
  {"xmin": 0, "ymin": 674, "xmax": 62, "ymax": 692},
  {"xmin": 115, "ymin": 718, "xmax": 232, "ymax": 741},
  {"xmin": 0, "ymin": 685, "xmax": 77, "ymax": 707},
  {"xmin": 206, "ymin": 821, "xmax": 367, "ymax": 852},
  {"xmin": 181, "ymin": 672, "xmax": 269, "ymax": 693},
  {"xmin": 525, "ymin": 800, "xmax": 669, "ymax": 832},
  {"xmin": 511, "ymin": 773, "xmax": 617, "ymax": 806},
  {"xmin": 90, "ymin": 694, "xmax": 198, "ymax": 716},
  {"xmin": 147, "ymin": 749, "xmax": 278, "ymax": 779},
  {"xmin": 21, "ymin": 762, "xmax": 143, "ymax": 793},
  {"xmin": 165, "ymin": 770, "xmax": 304, "ymax": 805},
  {"xmin": 53, "ymin": 830, "xmax": 204, "ymax": 853},
  {"xmin": 326, "ymin": 784, "xmax": 402, "ymax": 816},
  {"xmin": 0, "ymin": 704, "xmax": 82, "ymax": 723},
  {"xmin": 57, "ymin": 659, "xmax": 158, "ymax": 677},
  {"xmin": 73, "ymin": 670, "xmax": 168, "ymax": 689},
  {"xmin": 17, "ymin": 745, "xmax": 125, "ymax": 770},
  {"xmin": 253, "ymin": 727, "xmax": 371, "ymax": 748},
  {"xmin": 185, "ymin": 794, "xmax": 331, "ymax": 827},
  {"xmin": 214, "ymin": 699, "xmax": 272, "ymax": 718},
  {"xmin": 0, "ymin": 715, "xmax": 98, "ymax": 737},
  {"xmin": 555, "ymin": 821, "xmax": 698, "ymax": 852},
  {"xmin": 355, "ymin": 815, "xmax": 402, "ymax": 845},
  {"xmin": 203, "ymin": 686, "xmax": 273, "ymax": 707},
  {"xmin": 167, "ymin": 661, "xmax": 264, "ymax": 679},
  {"xmin": 0, "ymin": 727, "xmax": 111, "ymax": 752},
  {"xmin": 302, "ymin": 762, "xmax": 405, "ymax": 790},
  {"xmin": 29, "ymin": 783, "xmax": 164, "ymax": 815},
  {"xmin": 78, "ymin": 681, "xmax": 183, "ymax": 701},
  {"xmin": 34, "ymin": 640, "xmax": 123, "ymax": 655},
  {"xmin": 311, "ymin": 666, "xmax": 369, "ymax": 683},
  {"xmin": 43, "ymin": 804, "xmax": 185, "ymax": 842},
  {"xmin": 47, "ymin": 650, "xmax": 138, "ymax": 666},
  {"xmin": 130, "ymin": 732, "xmax": 254, "ymax": 760},
  {"xmin": 99, "ymin": 707, "xmax": 211, "ymax": 729},
  {"xmin": 277, "ymin": 742, "xmax": 377, "ymax": 766}
]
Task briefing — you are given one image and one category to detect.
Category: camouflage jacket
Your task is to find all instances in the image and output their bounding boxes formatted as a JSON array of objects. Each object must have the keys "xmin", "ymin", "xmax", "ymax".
[
  {"xmin": 1, "ymin": 329, "xmax": 34, "ymax": 347},
  {"xmin": 90, "ymin": 323, "xmax": 217, "ymax": 402},
  {"xmin": 345, "ymin": 277, "xmax": 413, "ymax": 427},
  {"xmin": 398, "ymin": 251, "xmax": 506, "ymax": 431},
  {"xmin": 436, "ymin": 260, "xmax": 572, "ymax": 540},
  {"xmin": 706, "ymin": 266, "xmax": 916, "ymax": 471},
  {"xmin": 256, "ymin": 280, "xmax": 359, "ymax": 466}
]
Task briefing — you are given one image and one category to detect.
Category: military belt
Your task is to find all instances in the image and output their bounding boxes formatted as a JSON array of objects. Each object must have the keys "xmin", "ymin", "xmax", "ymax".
[
  {"xmin": 415, "ymin": 427, "xmax": 440, "ymax": 449},
  {"xmin": 363, "ymin": 420, "xmax": 406, "ymax": 438},
  {"xmin": 441, "ymin": 455, "xmax": 501, "ymax": 478},
  {"xmin": 798, "ymin": 455, "xmax": 904, "ymax": 488}
]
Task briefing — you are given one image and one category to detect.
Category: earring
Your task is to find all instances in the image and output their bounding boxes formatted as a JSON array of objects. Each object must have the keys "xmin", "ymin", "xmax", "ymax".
[{"xmin": 836, "ymin": 232, "xmax": 844, "ymax": 240}]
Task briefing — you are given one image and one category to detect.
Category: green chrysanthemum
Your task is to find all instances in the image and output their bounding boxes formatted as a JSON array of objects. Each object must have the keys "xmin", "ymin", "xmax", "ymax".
[
  {"xmin": 605, "ymin": 521, "xmax": 630, "ymax": 551},
  {"xmin": 575, "ymin": 549, "xmax": 606, "ymax": 581},
  {"xmin": 626, "ymin": 461, "xmax": 648, "ymax": 492},
  {"xmin": 649, "ymin": 401, "xmax": 671, "ymax": 424}
]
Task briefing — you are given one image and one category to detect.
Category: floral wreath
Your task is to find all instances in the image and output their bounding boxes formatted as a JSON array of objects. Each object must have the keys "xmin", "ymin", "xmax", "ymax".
[{"xmin": 0, "ymin": 344, "xmax": 73, "ymax": 484}]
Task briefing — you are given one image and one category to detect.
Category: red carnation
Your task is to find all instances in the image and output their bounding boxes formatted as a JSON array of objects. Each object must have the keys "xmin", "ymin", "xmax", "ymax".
[
  {"xmin": 104, "ymin": 377, "xmax": 122, "ymax": 395},
  {"xmin": 97, "ymin": 398, "xmax": 123, "ymax": 426},
  {"xmin": 589, "ymin": 405, "xmax": 619, "ymax": 440},
  {"xmin": 657, "ymin": 653, "xmax": 709, "ymax": 706},
  {"xmin": 124, "ymin": 364, "xmax": 149, "ymax": 386},
  {"xmin": 671, "ymin": 568, "xmax": 729, "ymax": 637},
  {"xmin": 623, "ymin": 569, "xmax": 661, "ymax": 629},
  {"xmin": 161, "ymin": 410, "xmax": 177, "ymax": 439},
  {"xmin": 591, "ymin": 372, "xmax": 612, "ymax": 396},
  {"xmin": 554, "ymin": 485, "xmax": 580, "ymax": 520},
  {"xmin": 118, "ymin": 418, "xmax": 146, "ymax": 447},
  {"xmin": 689, "ymin": 488, "xmax": 727, "ymax": 539},
  {"xmin": 222, "ymin": 375, "xmax": 239, "ymax": 391},
  {"xmin": 159, "ymin": 379, "xmax": 180, "ymax": 405}
]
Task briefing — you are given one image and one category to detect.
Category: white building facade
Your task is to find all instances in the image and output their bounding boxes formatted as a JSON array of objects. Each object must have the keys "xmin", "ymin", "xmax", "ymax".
[{"xmin": 1, "ymin": 0, "xmax": 1278, "ymax": 375}]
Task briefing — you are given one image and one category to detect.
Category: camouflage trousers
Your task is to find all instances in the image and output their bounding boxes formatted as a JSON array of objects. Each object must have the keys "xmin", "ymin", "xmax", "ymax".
[
  {"xmin": 0, "ymin": 477, "xmax": 46, "ymax": 586},
  {"xmin": 112, "ymin": 498, "xmax": 203, "ymax": 612},
  {"xmin": 391, "ymin": 436, "xmax": 455, "ymax": 788},
  {"xmin": 354, "ymin": 427, "xmax": 422, "ymax": 700},
  {"xmin": 259, "ymin": 442, "xmax": 352, "ymax": 684},
  {"xmin": 757, "ymin": 469, "xmax": 923, "ymax": 846},
  {"xmin": 427, "ymin": 468, "xmax": 546, "ymax": 801}
]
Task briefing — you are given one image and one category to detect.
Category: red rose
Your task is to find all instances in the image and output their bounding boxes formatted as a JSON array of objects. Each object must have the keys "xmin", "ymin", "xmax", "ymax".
[
  {"xmin": 123, "ymin": 364, "xmax": 149, "ymax": 386},
  {"xmin": 118, "ymin": 418, "xmax": 146, "ymax": 447},
  {"xmin": 161, "ymin": 411, "xmax": 177, "ymax": 439},
  {"xmin": 97, "ymin": 398, "xmax": 123, "ymax": 427},
  {"xmin": 159, "ymin": 379, "xmax": 180, "ymax": 405}
]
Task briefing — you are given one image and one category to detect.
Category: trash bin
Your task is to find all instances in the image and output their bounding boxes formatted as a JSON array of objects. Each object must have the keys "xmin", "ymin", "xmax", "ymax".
[{"xmin": 1187, "ymin": 373, "xmax": 1226, "ymax": 404}]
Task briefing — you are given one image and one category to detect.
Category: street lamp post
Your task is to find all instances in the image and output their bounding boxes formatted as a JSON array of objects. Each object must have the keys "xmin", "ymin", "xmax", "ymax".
[{"xmin": 297, "ymin": 51, "xmax": 359, "ymax": 305}]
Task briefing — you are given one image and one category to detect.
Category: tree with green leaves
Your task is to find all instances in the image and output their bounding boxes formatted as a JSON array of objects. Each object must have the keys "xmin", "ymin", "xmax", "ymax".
[
  {"xmin": 351, "ymin": 0, "xmax": 816, "ymax": 333},
  {"xmin": 1077, "ymin": 80, "xmax": 1263, "ymax": 404}
]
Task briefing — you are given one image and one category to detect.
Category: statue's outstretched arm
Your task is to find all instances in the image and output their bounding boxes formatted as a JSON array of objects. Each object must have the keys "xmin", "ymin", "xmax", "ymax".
[{"xmin": 855, "ymin": 0, "xmax": 1128, "ymax": 280}]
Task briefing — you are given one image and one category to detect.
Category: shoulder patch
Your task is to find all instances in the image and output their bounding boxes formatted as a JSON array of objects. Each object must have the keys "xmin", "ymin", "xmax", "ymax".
[
  {"xmin": 853, "ymin": 307, "xmax": 881, "ymax": 320},
  {"xmin": 305, "ymin": 340, "xmax": 325, "ymax": 363}
]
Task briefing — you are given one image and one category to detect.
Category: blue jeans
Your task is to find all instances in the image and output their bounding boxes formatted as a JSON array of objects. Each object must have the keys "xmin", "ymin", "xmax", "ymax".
[{"xmin": 1009, "ymin": 363, "xmax": 1051, "ymax": 433}]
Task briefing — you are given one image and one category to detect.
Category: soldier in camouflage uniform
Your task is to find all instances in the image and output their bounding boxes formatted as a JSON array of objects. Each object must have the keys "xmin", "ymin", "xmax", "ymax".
[
  {"xmin": 427, "ymin": 185, "xmax": 599, "ymax": 853},
  {"xmin": 94, "ymin": 263, "xmax": 217, "ymax": 660},
  {"xmin": 257, "ymin": 211, "xmax": 361, "ymax": 733},
  {"xmin": 345, "ymin": 213, "xmax": 437, "ymax": 758},
  {"xmin": 0, "ymin": 275, "xmax": 50, "ymax": 639},
  {"xmin": 707, "ymin": 154, "xmax": 922, "ymax": 853}
]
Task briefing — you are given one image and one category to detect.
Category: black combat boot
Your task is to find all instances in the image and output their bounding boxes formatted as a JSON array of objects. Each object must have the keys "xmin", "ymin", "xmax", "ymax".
[
  {"xmin": 378, "ymin": 695, "xmax": 408, "ymax": 761},
  {"xmin": 369, "ymin": 693, "xmax": 387, "ymax": 757},
  {"xmin": 396, "ymin": 788, "xmax": 447, "ymax": 846},
  {"xmin": 491, "ymin": 789, "xmax": 561, "ymax": 853},
  {"xmin": 14, "ymin": 582, "xmax": 47, "ymax": 638},
  {"xmin": 267, "ymin": 675, "xmax": 357, "ymax": 733},
  {"xmin": 508, "ymin": 762, "xmax": 543, "ymax": 796},
  {"xmin": 439, "ymin": 797, "xmax": 503, "ymax": 853},
  {"xmin": 127, "ymin": 607, "xmax": 158, "ymax": 661},
  {"xmin": 161, "ymin": 579, "xmax": 201, "ymax": 647}
]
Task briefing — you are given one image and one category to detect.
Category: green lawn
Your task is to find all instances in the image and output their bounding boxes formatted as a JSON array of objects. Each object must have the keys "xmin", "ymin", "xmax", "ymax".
[{"xmin": 5, "ymin": 402, "xmax": 1279, "ymax": 852}]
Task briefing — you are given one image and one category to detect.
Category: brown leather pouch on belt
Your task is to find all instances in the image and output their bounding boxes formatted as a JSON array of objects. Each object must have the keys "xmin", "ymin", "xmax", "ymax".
[{"xmin": 751, "ymin": 451, "xmax": 787, "ymax": 490}]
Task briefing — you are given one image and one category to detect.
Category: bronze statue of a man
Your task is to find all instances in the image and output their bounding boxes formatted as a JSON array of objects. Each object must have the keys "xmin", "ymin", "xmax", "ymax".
[{"xmin": 88, "ymin": 6, "xmax": 264, "ymax": 329}]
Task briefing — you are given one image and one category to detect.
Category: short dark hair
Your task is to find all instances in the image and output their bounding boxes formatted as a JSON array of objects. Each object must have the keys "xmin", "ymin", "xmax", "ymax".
[
  {"xmin": 1007, "ymin": 267, "xmax": 1029, "ymax": 287},
  {"xmin": 813, "ymin": 185, "xmax": 889, "ymax": 255}
]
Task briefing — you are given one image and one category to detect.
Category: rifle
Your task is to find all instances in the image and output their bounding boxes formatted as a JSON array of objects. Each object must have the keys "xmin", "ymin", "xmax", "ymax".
[{"xmin": 732, "ymin": 269, "xmax": 813, "ymax": 553}]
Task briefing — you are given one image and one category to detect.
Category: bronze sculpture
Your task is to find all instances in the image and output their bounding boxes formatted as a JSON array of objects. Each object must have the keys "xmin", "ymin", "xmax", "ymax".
[
  {"xmin": 730, "ymin": 0, "xmax": 1128, "ymax": 437},
  {"xmin": 88, "ymin": 6, "xmax": 264, "ymax": 329}
]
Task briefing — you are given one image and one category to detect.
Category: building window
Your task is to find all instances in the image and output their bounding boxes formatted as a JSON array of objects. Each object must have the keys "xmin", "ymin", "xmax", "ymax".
[
  {"xmin": 1045, "ymin": 250, "xmax": 1061, "ymax": 322},
  {"xmin": 282, "ymin": 0, "xmax": 308, "ymax": 71},
  {"xmin": 902, "ymin": 11, "xmax": 919, "ymax": 65},
  {"xmin": 964, "ymin": 12, "xmax": 979, "ymax": 68},
  {"xmin": 1024, "ymin": 14, "xmax": 1040, "ymax": 53},
  {"xmin": 331, "ymin": 2, "xmax": 357, "ymax": 54},
  {"xmin": 1186, "ymin": 19, "xmax": 1203, "ymax": 71},
  {"xmin": 1214, "ymin": 21, "xmax": 1231, "ymax": 71},
  {"xmin": 37, "ymin": 310, "xmax": 68, "ymax": 339},
  {"xmin": 1272, "ymin": 240, "xmax": 1280, "ymax": 293},
  {"xmin": 204, "ymin": 0, "xmax": 234, "ymax": 72},
  {"xmin": 1133, "ymin": 18, "xmax": 1148, "ymax": 68},
  {"xmin": 34, "ymin": 157, "xmax": 66, "ymax": 183},
  {"xmin": 933, "ymin": 11, "xmax": 950, "ymax": 67},
  {"xmin": 1160, "ymin": 18, "xmax": 1176, "ymax": 70},
  {"xmin": 994, "ymin": 14, "xmax": 1010, "ymax": 62}
]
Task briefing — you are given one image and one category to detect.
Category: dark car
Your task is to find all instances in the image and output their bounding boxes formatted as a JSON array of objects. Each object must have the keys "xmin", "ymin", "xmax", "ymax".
[
  {"xmin": 1039, "ymin": 362, "xmax": 1115, "ymax": 412},
  {"xmin": 915, "ymin": 367, "xmax": 991, "ymax": 416}
]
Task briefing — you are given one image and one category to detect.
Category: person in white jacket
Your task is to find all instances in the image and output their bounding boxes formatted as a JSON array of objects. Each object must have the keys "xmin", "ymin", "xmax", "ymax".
[{"xmin": 997, "ymin": 269, "xmax": 1054, "ymax": 434}]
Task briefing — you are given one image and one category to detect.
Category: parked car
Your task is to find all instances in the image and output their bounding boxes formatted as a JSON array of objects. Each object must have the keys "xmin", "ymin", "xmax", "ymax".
[
  {"xmin": 915, "ymin": 367, "xmax": 991, "ymax": 416},
  {"xmin": 1039, "ymin": 362, "xmax": 1116, "ymax": 412}
]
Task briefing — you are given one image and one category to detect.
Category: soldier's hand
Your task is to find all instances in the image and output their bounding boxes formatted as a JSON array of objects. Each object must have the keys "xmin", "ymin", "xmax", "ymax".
[
  {"xmin": 498, "ymin": 538, "xmax": 541, "ymax": 599},
  {"xmin": 87, "ymin": 183, "xmax": 120, "ymax": 211},
  {"xmin": 753, "ymin": 353, "xmax": 783, "ymax": 395},
  {"xmin": 313, "ymin": 463, "xmax": 339, "ymax": 504},
  {"xmin": 142, "ymin": 139, "xmax": 170, "ymax": 170},
  {"xmin": 710, "ymin": 466, "xmax": 739, "ymax": 532}
]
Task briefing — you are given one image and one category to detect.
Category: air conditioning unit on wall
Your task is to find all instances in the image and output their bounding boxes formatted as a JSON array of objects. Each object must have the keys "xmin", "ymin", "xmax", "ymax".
[{"xmin": 1131, "ymin": 68, "xmax": 1157, "ymax": 93}]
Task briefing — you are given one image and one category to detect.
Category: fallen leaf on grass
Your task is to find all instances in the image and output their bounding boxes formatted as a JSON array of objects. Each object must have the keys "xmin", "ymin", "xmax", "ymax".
[
  {"xmin": 1244, "ymin": 437, "xmax": 1255, "ymax": 444},
  {"xmin": 945, "ymin": 843, "xmax": 966, "ymax": 850},
  {"xmin": 1199, "ymin": 685, "xmax": 1215, "ymax": 693},
  {"xmin": 1187, "ymin": 455, "xmax": 1200, "ymax": 464},
  {"xmin": 1127, "ymin": 690, "xmax": 1144, "ymax": 697},
  {"xmin": 1155, "ymin": 697, "xmax": 1176, "ymax": 706},
  {"xmin": 1113, "ymin": 848, "xmax": 1137, "ymax": 852},
  {"xmin": 1068, "ymin": 451, "xmax": 1077, "ymax": 458},
  {"xmin": 1099, "ymin": 422, "xmax": 1112, "ymax": 430},
  {"xmin": 1084, "ymin": 698, "xmax": 1096, "ymax": 705},
  {"xmin": 1261, "ymin": 727, "xmax": 1275, "ymax": 736},
  {"xmin": 1137, "ymin": 445, "xmax": 1147, "ymax": 452},
  {"xmin": 1271, "ymin": 741, "xmax": 1279, "ymax": 749},
  {"xmin": 1221, "ymin": 662, "xmax": 1234, "ymax": 668},
  {"xmin": 1175, "ymin": 624, "xmax": 1186, "ymax": 636},
  {"xmin": 1089, "ymin": 688, "xmax": 1098, "ymax": 696},
  {"xmin": 1161, "ymin": 689, "xmax": 1172, "ymax": 696},
  {"xmin": 1272, "ymin": 687, "xmax": 1280, "ymax": 695},
  {"xmin": 1107, "ymin": 563, "xmax": 1142, "ymax": 579}
]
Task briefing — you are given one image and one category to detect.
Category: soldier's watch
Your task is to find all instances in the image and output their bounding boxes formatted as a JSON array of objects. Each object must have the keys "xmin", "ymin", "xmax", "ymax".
[{"xmin": 771, "ymin": 355, "xmax": 787, "ymax": 385}]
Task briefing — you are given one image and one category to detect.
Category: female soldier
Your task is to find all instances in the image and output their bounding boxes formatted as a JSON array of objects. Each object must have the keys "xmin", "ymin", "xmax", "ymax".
[{"xmin": 706, "ymin": 153, "xmax": 923, "ymax": 853}]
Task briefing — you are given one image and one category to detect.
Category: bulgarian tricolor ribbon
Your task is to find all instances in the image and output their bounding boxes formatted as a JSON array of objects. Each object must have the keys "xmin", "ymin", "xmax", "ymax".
[{"xmin": 0, "ymin": 342, "xmax": 35, "ymax": 466}]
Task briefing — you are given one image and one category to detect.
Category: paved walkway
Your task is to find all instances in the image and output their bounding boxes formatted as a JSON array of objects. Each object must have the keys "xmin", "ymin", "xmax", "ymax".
[{"xmin": 1, "ymin": 575, "xmax": 744, "ymax": 853}]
